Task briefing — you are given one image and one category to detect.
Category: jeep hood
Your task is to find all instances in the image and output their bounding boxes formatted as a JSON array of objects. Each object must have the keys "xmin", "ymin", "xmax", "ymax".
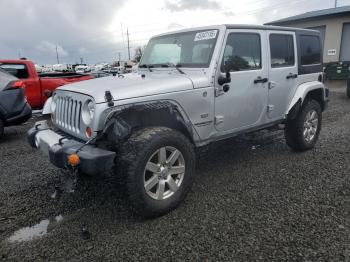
[{"xmin": 58, "ymin": 73, "xmax": 202, "ymax": 103}]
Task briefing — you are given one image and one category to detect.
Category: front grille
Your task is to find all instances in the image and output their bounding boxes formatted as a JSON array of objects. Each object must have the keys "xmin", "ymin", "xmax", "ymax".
[{"xmin": 54, "ymin": 95, "xmax": 82, "ymax": 135}]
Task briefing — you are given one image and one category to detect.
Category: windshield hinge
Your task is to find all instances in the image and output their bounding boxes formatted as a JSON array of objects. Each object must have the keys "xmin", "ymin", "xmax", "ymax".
[{"xmin": 105, "ymin": 91, "xmax": 114, "ymax": 107}]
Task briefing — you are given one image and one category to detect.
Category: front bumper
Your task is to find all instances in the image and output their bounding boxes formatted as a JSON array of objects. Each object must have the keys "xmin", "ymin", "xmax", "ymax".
[{"xmin": 27, "ymin": 121, "xmax": 116, "ymax": 175}]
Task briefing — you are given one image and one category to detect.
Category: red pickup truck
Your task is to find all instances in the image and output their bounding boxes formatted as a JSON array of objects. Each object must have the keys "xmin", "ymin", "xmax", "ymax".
[{"xmin": 0, "ymin": 60, "xmax": 93, "ymax": 109}]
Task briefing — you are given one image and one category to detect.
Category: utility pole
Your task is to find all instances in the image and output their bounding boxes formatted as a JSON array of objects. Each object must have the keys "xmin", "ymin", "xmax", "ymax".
[
  {"xmin": 334, "ymin": 0, "xmax": 338, "ymax": 8},
  {"xmin": 118, "ymin": 52, "xmax": 121, "ymax": 65},
  {"xmin": 80, "ymin": 57, "xmax": 83, "ymax": 64},
  {"xmin": 127, "ymin": 28, "xmax": 131, "ymax": 61},
  {"xmin": 55, "ymin": 45, "xmax": 60, "ymax": 64}
]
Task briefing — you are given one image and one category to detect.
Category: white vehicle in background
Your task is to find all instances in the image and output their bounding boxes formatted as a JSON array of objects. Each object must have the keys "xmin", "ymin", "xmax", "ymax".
[
  {"xmin": 34, "ymin": 64, "xmax": 43, "ymax": 73},
  {"xmin": 75, "ymin": 65, "xmax": 90, "ymax": 74},
  {"xmin": 93, "ymin": 63, "xmax": 107, "ymax": 72},
  {"xmin": 52, "ymin": 64, "xmax": 71, "ymax": 72},
  {"xmin": 131, "ymin": 63, "xmax": 139, "ymax": 73}
]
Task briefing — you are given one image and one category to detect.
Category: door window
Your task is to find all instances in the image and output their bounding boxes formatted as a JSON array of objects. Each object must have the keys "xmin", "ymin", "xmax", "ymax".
[
  {"xmin": 269, "ymin": 34, "xmax": 295, "ymax": 68},
  {"xmin": 221, "ymin": 33, "xmax": 261, "ymax": 72},
  {"xmin": 300, "ymin": 35, "xmax": 321, "ymax": 65}
]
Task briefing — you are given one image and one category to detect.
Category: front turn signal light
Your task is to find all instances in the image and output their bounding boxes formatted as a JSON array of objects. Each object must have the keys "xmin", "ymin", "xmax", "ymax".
[
  {"xmin": 86, "ymin": 127, "xmax": 93, "ymax": 138},
  {"xmin": 68, "ymin": 154, "xmax": 80, "ymax": 167}
]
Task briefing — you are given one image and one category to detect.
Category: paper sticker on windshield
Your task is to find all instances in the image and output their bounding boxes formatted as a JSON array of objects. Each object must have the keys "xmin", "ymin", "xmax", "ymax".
[{"xmin": 194, "ymin": 30, "xmax": 217, "ymax": 41}]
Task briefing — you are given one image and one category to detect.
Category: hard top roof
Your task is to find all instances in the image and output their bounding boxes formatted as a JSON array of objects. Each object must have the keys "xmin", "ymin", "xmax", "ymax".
[{"xmin": 152, "ymin": 24, "xmax": 319, "ymax": 38}]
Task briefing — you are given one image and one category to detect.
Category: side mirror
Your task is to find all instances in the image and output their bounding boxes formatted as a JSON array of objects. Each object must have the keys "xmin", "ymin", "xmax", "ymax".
[{"xmin": 218, "ymin": 67, "xmax": 231, "ymax": 85}]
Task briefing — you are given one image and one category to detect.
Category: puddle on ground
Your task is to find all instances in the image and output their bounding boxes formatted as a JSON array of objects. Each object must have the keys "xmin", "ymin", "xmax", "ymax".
[{"xmin": 7, "ymin": 215, "xmax": 63, "ymax": 243}]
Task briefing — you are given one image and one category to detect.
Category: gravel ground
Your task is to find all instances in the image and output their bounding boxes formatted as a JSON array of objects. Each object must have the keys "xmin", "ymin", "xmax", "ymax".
[{"xmin": 1, "ymin": 86, "xmax": 350, "ymax": 261}]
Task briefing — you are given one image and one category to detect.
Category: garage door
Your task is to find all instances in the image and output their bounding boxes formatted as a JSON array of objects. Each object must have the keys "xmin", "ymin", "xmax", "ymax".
[
  {"xmin": 340, "ymin": 23, "xmax": 350, "ymax": 62},
  {"xmin": 307, "ymin": 26, "xmax": 326, "ymax": 46}
]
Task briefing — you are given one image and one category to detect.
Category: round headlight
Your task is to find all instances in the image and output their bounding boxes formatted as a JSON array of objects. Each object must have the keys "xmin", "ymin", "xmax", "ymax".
[{"xmin": 82, "ymin": 100, "xmax": 95, "ymax": 125}]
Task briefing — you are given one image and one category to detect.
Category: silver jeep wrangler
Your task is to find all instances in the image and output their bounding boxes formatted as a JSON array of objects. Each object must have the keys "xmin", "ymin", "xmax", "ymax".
[{"xmin": 28, "ymin": 25, "xmax": 329, "ymax": 217}]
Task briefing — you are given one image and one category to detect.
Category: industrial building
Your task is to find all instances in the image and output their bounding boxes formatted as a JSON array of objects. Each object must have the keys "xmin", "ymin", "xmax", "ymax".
[{"xmin": 266, "ymin": 5, "xmax": 350, "ymax": 75}]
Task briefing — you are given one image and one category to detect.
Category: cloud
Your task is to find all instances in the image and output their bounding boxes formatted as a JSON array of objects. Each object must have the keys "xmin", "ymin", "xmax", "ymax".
[
  {"xmin": 168, "ymin": 23, "xmax": 185, "ymax": 30},
  {"xmin": 164, "ymin": 0, "xmax": 221, "ymax": 12},
  {"xmin": 0, "ymin": 0, "xmax": 127, "ymax": 64},
  {"xmin": 36, "ymin": 42, "xmax": 69, "ymax": 57},
  {"xmin": 0, "ymin": 0, "xmax": 340, "ymax": 64},
  {"xmin": 223, "ymin": 11, "xmax": 234, "ymax": 17},
  {"xmin": 78, "ymin": 47, "xmax": 88, "ymax": 55}
]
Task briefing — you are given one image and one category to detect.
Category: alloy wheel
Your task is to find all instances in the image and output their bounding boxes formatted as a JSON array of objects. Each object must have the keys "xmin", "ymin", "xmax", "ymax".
[
  {"xmin": 143, "ymin": 146, "xmax": 185, "ymax": 200},
  {"xmin": 303, "ymin": 110, "xmax": 318, "ymax": 142}
]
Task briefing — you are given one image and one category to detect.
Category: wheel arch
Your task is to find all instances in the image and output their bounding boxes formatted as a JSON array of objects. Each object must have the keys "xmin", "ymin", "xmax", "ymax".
[
  {"xmin": 286, "ymin": 81, "xmax": 326, "ymax": 119},
  {"xmin": 101, "ymin": 100, "xmax": 197, "ymax": 146}
]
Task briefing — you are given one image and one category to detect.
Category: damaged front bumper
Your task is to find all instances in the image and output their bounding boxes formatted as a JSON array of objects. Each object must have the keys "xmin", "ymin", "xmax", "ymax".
[{"xmin": 27, "ymin": 120, "xmax": 116, "ymax": 175}]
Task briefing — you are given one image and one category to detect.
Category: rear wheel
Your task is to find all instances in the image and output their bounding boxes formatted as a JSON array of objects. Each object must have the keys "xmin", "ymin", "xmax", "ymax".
[
  {"xmin": 347, "ymin": 78, "xmax": 350, "ymax": 98},
  {"xmin": 116, "ymin": 127, "xmax": 195, "ymax": 218},
  {"xmin": 0, "ymin": 119, "xmax": 4, "ymax": 139},
  {"xmin": 285, "ymin": 99, "xmax": 322, "ymax": 151}
]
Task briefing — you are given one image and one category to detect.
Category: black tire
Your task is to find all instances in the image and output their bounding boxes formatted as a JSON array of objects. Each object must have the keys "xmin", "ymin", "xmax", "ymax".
[
  {"xmin": 116, "ymin": 127, "xmax": 195, "ymax": 218},
  {"xmin": 0, "ymin": 119, "xmax": 4, "ymax": 139},
  {"xmin": 347, "ymin": 78, "xmax": 350, "ymax": 98},
  {"xmin": 285, "ymin": 99, "xmax": 322, "ymax": 151}
]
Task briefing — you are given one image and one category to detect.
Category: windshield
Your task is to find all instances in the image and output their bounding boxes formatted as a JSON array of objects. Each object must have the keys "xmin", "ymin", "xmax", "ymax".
[{"xmin": 140, "ymin": 29, "xmax": 219, "ymax": 68}]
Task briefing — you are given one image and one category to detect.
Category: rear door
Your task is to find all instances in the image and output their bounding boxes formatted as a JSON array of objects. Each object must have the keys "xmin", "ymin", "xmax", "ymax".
[
  {"xmin": 267, "ymin": 31, "xmax": 298, "ymax": 120},
  {"xmin": 214, "ymin": 29, "xmax": 269, "ymax": 133}
]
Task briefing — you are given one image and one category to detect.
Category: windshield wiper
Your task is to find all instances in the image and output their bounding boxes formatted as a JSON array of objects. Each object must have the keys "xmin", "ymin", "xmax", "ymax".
[
  {"xmin": 159, "ymin": 63, "xmax": 185, "ymax": 74},
  {"xmin": 139, "ymin": 64, "xmax": 153, "ymax": 72}
]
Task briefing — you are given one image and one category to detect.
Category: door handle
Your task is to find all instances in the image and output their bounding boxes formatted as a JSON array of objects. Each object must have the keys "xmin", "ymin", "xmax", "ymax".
[
  {"xmin": 286, "ymin": 73, "xmax": 298, "ymax": 79},
  {"xmin": 254, "ymin": 76, "xmax": 268, "ymax": 84}
]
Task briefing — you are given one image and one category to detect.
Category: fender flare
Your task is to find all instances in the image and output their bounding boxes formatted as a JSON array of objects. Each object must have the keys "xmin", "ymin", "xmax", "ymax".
[
  {"xmin": 100, "ymin": 100, "xmax": 200, "ymax": 144},
  {"xmin": 286, "ymin": 81, "xmax": 325, "ymax": 117}
]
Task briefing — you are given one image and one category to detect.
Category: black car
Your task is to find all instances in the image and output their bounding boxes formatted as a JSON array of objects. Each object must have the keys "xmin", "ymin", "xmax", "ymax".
[{"xmin": 0, "ymin": 68, "xmax": 32, "ymax": 138}]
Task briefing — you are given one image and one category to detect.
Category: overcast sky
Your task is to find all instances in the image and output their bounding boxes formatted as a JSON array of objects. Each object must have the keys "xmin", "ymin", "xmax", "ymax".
[{"xmin": 1, "ymin": 0, "xmax": 350, "ymax": 65}]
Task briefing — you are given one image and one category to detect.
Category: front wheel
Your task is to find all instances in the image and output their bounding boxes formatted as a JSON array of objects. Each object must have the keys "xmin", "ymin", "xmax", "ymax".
[
  {"xmin": 285, "ymin": 99, "xmax": 322, "ymax": 151},
  {"xmin": 116, "ymin": 127, "xmax": 195, "ymax": 218}
]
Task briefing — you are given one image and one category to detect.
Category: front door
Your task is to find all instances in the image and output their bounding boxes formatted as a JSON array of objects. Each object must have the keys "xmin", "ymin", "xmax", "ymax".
[
  {"xmin": 267, "ymin": 31, "xmax": 298, "ymax": 120},
  {"xmin": 214, "ymin": 29, "xmax": 269, "ymax": 133}
]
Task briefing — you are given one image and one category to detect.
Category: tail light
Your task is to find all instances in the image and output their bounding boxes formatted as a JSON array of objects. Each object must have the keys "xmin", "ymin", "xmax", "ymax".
[{"xmin": 4, "ymin": 80, "xmax": 25, "ymax": 90}]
